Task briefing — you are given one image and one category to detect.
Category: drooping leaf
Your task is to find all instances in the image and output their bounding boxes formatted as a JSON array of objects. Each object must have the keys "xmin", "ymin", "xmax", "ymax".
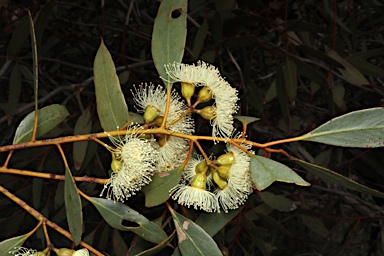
[
  {"xmin": 128, "ymin": 111, "xmax": 144, "ymax": 124},
  {"xmin": 258, "ymin": 191, "xmax": 294, "ymax": 212},
  {"xmin": 170, "ymin": 209, "xmax": 223, "ymax": 256},
  {"xmin": 332, "ymin": 85, "xmax": 345, "ymax": 109},
  {"xmin": 0, "ymin": 234, "xmax": 29, "ymax": 256},
  {"xmin": 64, "ymin": 167, "xmax": 83, "ymax": 245},
  {"xmin": 196, "ymin": 207, "xmax": 243, "ymax": 237},
  {"xmin": 152, "ymin": 0, "xmax": 187, "ymax": 84},
  {"xmin": 276, "ymin": 64, "xmax": 289, "ymax": 123},
  {"xmin": 301, "ymin": 108, "xmax": 384, "ymax": 147},
  {"xmin": 7, "ymin": 16, "xmax": 29, "ymax": 55},
  {"xmin": 346, "ymin": 57, "xmax": 384, "ymax": 79},
  {"xmin": 6, "ymin": 64, "xmax": 22, "ymax": 115},
  {"xmin": 73, "ymin": 108, "xmax": 92, "ymax": 170},
  {"xmin": 326, "ymin": 49, "xmax": 369, "ymax": 85},
  {"xmin": 13, "ymin": 104, "xmax": 69, "ymax": 144},
  {"xmin": 297, "ymin": 46, "xmax": 343, "ymax": 68},
  {"xmin": 300, "ymin": 214, "xmax": 329, "ymax": 238},
  {"xmin": 283, "ymin": 58, "xmax": 297, "ymax": 103},
  {"xmin": 134, "ymin": 231, "xmax": 176, "ymax": 256},
  {"xmin": 88, "ymin": 197, "xmax": 167, "ymax": 244},
  {"xmin": 93, "ymin": 40, "xmax": 129, "ymax": 131},
  {"xmin": 250, "ymin": 155, "xmax": 310, "ymax": 190},
  {"xmin": 190, "ymin": 19, "xmax": 208, "ymax": 61},
  {"xmin": 296, "ymin": 160, "xmax": 384, "ymax": 198},
  {"xmin": 112, "ymin": 229, "xmax": 128, "ymax": 256},
  {"xmin": 142, "ymin": 168, "xmax": 183, "ymax": 207}
]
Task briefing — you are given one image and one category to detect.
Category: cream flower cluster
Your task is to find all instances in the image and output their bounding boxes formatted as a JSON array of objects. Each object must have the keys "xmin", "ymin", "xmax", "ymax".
[
  {"xmin": 170, "ymin": 143, "xmax": 254, "ymax": 213},
  {"xmin": 164, "ymin": 61, "xmax": 239, "ymax": 140},
  {"xmin": 9, "ymin": 247, "xmax": 89, "ymax": 256}
]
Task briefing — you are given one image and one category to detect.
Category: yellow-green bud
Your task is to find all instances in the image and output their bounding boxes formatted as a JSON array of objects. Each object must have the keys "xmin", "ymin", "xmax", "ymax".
[
  {"xmin": 111, "ymin": 153, "xmax": 123, "ymax": 173},
  {"xmin": 54, "ymin": 248, "xmax": 75, "ymax": 256},
  {"xmin": 217, "ymin": 152, "xmax": 235, "ymax": 166},
  {"xmin": 216, "ymin": 165, "xmax": 231, "ymax": 180},
  {"xmin": 212, "ymin": 170, "xmax": 228, "ymax": 190},
  {"xmin": 35, "ymin": 252, "xmax": 47, "ymax": 256},
  {"xmin": 139, "ymin": 133, "xmax": 152, "ymax": 140},
  {"xmin": 195, "ymin": 161, "xmax": 207, "ymax": 174},
  {"xmin": 156, "ymin": 134, "xmax": 169, "ymax": 147},
  {"xmin": 191, "ymin": 173, "xmax": 207, "ymax": 190},
  {"xmin": 181, "ymin": 82, "xmax": 195, "ymax": 104},
  {"xmin": 197, "ymin": 86, "xmax": 213, "ymax": 103},
  {"xmin": 143, "ymin": 105, "xmax": 159, "ymax": 123},
  {"xmin": 198, "ymin": 106, "xmax": 216, "ymax": 120},
  {"xmin": 154, "ymin": 116, "xmax": 164, "ymax": 127}
]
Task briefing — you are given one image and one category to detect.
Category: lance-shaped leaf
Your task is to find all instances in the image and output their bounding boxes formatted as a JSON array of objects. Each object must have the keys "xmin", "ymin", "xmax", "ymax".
[
  {"xmin": 301, "ymin": 108, "xmax": 384, "ymax": 147},
  {"xmin": 132, "ymin": 231, "xmax": 176, "ymax": 256},
  {"xmin": 0, "ymin": 234, "xmax": 29, "ymax": 256},
  {"xmin": 152, "ymin": 0, "xmax": 187, "ymax": 83},
  {"xmin": 196, "ymin": 207, "xmax": 243, "ymax": 237},
  {"xmin": 89, "ymin": 197, "xmax": 167, "ymax": 244},
  {"xmin": 13, "ymin": 104, "xmax": 69, "ymax": 144},
  {"xmin": 73, "ymin": 108, "xmax": 92, "ymax": 170},
  {"xmin": 170, "ymin": 209, "xmax": 223, "ymax": 256},
  {"xmin": 283, "ymin": 58, "xmax": 297, "ymax": 103},
  {"xmin": 258, "ymin": 191, "xmax": 294, "ymax": 212},
  {"xmin": 93, "ymin": 40, "xmax": 129, "ymax": 131},
  {"xmin": 64, "ymin": 168, "xmax": 83, "ymax": 245},
  {"xmin": 296, "ymin": 160, "xmax": 384, "ymax": 198},
  {"xmin": 250, "ymin": 155, "xmax": 310, "ymax": 190},
  {"xmin": 142, "ymin": 168, "xmax": 183, "ymax": 207}
]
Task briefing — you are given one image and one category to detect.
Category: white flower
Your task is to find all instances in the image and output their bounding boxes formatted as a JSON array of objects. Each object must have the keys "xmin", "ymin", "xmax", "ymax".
[
  {"xmin": 73, "ymin": 249, "xmax": 89, "ymax": 256},
  {"xmin": 9, "ymin": 247, "xmax": 38, "ymax": 256},
  {"xmin": 164, "ymin": 61, "xmax": 239, "ymax": 140},
  {"xmin": 101, "ymin": 129, "xmax": 159, "ymax": 202},
  {"xmin": 170, "ymin": 184, "xmax": 220, "ymax": 213},
  {"xmin": 214, "ymin": 143, "xmax": 253, "ymax": 212},
  {"xmin": 132, "ymin": 83, "xmax": 194, "ymax": 172}
]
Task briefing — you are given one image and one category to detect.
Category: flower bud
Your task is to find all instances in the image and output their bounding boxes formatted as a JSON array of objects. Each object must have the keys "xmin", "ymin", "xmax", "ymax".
[
  {"xmin": 143, "ymin": 105, "xmax": 159, "ymax": 123},
  {"xmin": 154, "ymin": 116, "xmax": 164, "ymax": 127},
  {"xmin": 197, "ymin": 86, "xmax": 213, "ymax": 103},
  {"xmin": 195, "ymin": 161, "xmax": 207, "ymax": 174},
  {"xmin": 198, "ymin": 106, "xmax": 216, "ymax": 120},
  {"xmin": 216, "ymin": 152, "xmax": 235, "ymax": 166},
  {"xmin": 181, "ymin": 82, "xmax": 195, "ymax": 104},
  {"xmin": 191, "ymin": 173, "xmax": 207, "ymax": 190},
  {"xmin": 54, "ymin": 248, "xmax": 75, "ymax": 256},
  {"xmin": 111, "ymin": 153, "xmax": 123, "ymax": 173},
  {"xmin": 156, "ymin": 134, "xmax": 169, "ymax": 147},
  {"xmin": 216, "ymin": 165, "xmax": 231, "ymax": 180},
  {"xmin": 212, "ymin": 170, "xmax": 228, "ymax": 190}
]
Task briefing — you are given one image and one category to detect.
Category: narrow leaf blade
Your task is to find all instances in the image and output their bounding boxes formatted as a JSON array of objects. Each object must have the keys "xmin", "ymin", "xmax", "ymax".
[
  {"xmin": 13, "ymin": 104, "xmax": 69, "ymax": 144},
  {"xmin": 89, "ymin": 197, "xmax": 167, "ymax": 244},
  {"xmin": 64, "ymin": 168, "xmax": 83, "ymax": 245},
  {"xmin": 250, "ymin": 155, "xmax": 310, "ymax": 190},
  {"xmin": 93, "ymin": 40, "xmax": 129, "ymax": 131},
  {"xmin": 296, "ymin": 160, "xmax": 384, "ymax": 198},
  {"xmin": 0, "ymin": 234, "xmax": 29, "ymax": 256},
  {"xmin": 142, "ymin": 168, "xmax": 183, "ymax": 207},
  {"xmin": 170, "ymin": 209, "xmax": 223, "ymax": 256},
  {"xmin": 301, "ymin": 108, "xmax": 384, "ymax": 147},
  {"xmin": 73, "ymin": 109, "xmax": 92, "ymax": 170},
  {"xmin": 152, "ymin": 0, "xmax": 188, "ymax": 81}
]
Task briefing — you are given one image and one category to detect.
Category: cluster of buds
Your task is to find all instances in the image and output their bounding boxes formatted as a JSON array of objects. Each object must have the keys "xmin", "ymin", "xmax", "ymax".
[{"xmin": 101, "ymin": 61, "xmax": 253, "ymax": 212}]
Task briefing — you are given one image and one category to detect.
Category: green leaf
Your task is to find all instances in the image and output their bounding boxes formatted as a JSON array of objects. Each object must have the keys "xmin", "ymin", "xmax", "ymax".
[
  {"xmin": 135, "ymin": 231, "xmax": 176, "ymax": 256},
  {"xmin": 190, "ymin": 19, "xmax": 208, "ymax": 61},
  {"xmin": 142, "ymin": 168, "xmax": 183, "ymax": 207},
  {"xmin": 283, "ymin": 58, "xmax": 297, "ymax": 103},
  {"xmin": 345, "ymin": 57, "xmax": 384, "ymax": 79},
  {"xmin": 64, "ymin": 168, "xmax": 83, "ymax": 245},
  {"xmin": 276, "ymin": 64, "xmax": 289, "ymax": 123},
  {"xmin": 73, "ymin": 108, "xmax": 92, "ymax": 170},
  {"xmin": 6, "ymin": 64, "xmax": 22, "ymax": 115},
  {"xmin": 7, "ymin": 16, "xmax": 29, "ymax": 55},
  {"xmin": 332, "ymin": 85, "xmax": 345, "ymax": 108},
  {"xmin": 296, "ymin": 160, "xmax": 384, "ymax": 198},
  {"xmin": 196, "ymin": 207, "xmax": 243, "ymax": 237},
  {"xmin": 0, "ymin": 234, "xmax": 29, "ymax": 256},
  {"xmin": 327, "ymin": 49, "xmax": 369, "ymax": 85},
  {"xmin": 301, "ymin": 108, "xmax": 384, "ymax": 147},
  {"xmin": 93, "ymin": 40, "xmax": 129, "ymax": 131},
  {"xmin": 300, "ymin": 214, "xmax": 329, "ymax": 238},
  {"xmin": 152, "ymin": 0, "xmax": 187, "ymax": 82},
  {"xmin": 112, "ymin": 229, "xmax": 128, "ymax": 256},
  {"xmin": 234, "ymin": 116, "xmax": 260, "ymax": 125},
  {"xmin": 250, "ymin": 155, "xmax": 310, "ymax": 190},
  {"xmin": 297, "ymin": 46, "xmax": 343, "ymax": 68},
  {"xmin": 13, "ymin": 104, "xmax": 69, "ymax": 144},
  {"xmin": 258, "ymin": 191, "xmax": 293, "ymax": 212},
  {"xmin": 170, "ymin": 209, "xmax": 223, "ymax": 256},
  {"xmin": 128, "ymin": 111, "xmax": 144, "ymax": 124},
  {"xmin": 88, "ymin": 197, "xmax": 167, "ymax": 244}
]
